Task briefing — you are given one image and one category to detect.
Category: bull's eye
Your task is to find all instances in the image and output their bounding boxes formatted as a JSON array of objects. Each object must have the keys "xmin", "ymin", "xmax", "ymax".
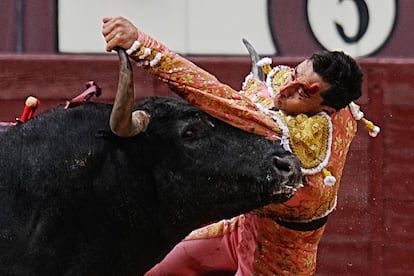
[
  {"xmin": 182, "ymin": 128, "xmax": 196, "ymax": 139},
  {"xmin": 181, "ymin": 114, "xmax": 213, "ymax": 141}
]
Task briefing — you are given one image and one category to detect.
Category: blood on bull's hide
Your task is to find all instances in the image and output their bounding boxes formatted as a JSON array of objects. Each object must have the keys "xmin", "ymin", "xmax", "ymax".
[{"xmin": 0, "ymin": 50, "xmax": 302, "ymax": 276}]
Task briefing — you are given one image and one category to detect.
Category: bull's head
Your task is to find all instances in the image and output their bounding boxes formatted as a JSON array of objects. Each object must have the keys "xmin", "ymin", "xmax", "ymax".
[
  {"xmin": 109, "ymin": 48, "xmax": 150, "ymax": 137},
  {"xmin": 109, "ymin": 48, "xmax": 302, "ymax": 203}
]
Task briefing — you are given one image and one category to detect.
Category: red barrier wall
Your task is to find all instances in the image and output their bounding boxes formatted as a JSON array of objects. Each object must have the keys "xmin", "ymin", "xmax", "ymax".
[{"xmin": 0, "ymin": 55, "xmax": 413, "ymax": 275}]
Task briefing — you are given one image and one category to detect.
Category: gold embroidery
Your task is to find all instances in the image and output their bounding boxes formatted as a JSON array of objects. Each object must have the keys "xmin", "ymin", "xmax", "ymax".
[
  {"xmin": 282, "ymin": 113, "xmax": 330, "ymax": 169},
  {"xmin": 181, "ymin": 74, "xmax": 194, "ymax": 85},
  {"xmin": 268, "ymin": 66, "xmax": 291, "ymax": 94},
  {"xmin": 159, "ymin": 56, "xmax": 173, "ymax": 70},
  {"xmin": 333, "ymin": 135, "xmax": 343, "ymax": 153},
  {"xmin": 184, "ymin": 215, "xmax": 243, "ymax": 240},
  {"xmin": 130, "ymin": 46, "xmax": 146, "ymax": 59},
  {"xmin": 240, "ymin": 77, "xmax": 274, "ymax": 109},
  {"xmin": 303, "ymin": 255, "xmax": 314, "ymax": 268},
  {"xmin": 346, "ymin": 120, "xmax": 355, "ymax": 137}
]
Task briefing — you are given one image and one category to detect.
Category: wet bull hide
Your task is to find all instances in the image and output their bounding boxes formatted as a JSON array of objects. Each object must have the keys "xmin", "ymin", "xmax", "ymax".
[{"xmin": 0, "ymin": 51, "xmax": 302, "ymax": 276}]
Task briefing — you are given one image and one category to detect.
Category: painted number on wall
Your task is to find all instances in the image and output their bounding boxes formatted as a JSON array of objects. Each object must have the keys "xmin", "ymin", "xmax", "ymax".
[{"xmin": 306, "ymin": 0, "xmax": 397, "ymax": 56}]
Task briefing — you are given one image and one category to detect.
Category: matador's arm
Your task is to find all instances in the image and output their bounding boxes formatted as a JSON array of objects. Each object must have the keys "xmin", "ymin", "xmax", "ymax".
[{"xmin": 126, "ymin": 32, "xmax": 282, "ymax": 140}]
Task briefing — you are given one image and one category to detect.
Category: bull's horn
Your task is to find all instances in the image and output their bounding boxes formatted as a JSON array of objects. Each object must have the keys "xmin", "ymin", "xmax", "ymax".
[
  {"xmin": 242, "ymin": 38, "xmax": 265, "ymax": 81},
  {"xmin": 110, "ymin": 48, "xmax": 150, "ymax": 137}
]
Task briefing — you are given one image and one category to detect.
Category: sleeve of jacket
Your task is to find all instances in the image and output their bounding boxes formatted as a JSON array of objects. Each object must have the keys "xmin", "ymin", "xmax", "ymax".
[{"xmin": 126, "ymin": 31, "xmax": 282, "ymax": 140}]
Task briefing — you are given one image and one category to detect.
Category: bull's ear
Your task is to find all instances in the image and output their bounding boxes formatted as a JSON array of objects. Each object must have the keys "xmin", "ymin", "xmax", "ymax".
[{"xmin": 131, "ymin": 110, "xmax": 151, "ymax": 133}]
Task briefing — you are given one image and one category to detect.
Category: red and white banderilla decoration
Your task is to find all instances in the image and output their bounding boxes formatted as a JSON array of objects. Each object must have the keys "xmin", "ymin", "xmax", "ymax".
[{"xmin": 17, "ymin": 96, "xmax": 40, "ymax": 123}]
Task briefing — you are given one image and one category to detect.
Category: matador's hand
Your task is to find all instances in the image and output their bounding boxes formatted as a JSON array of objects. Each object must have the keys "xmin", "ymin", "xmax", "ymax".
[{"xmin": 102, "ymin": 16, "xmax": 139, "ymax": 52}]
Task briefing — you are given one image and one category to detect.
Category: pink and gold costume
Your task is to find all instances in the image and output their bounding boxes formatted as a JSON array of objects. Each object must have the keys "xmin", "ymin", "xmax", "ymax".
[{"xmin": 128, "ymin": 32, "xmax": 359, "ymax": 275}]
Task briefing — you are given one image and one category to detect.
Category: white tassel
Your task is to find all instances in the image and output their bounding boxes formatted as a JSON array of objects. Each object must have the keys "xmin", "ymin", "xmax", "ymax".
[
  {"xmin": 323, "ymin": 168, "xmax": 336, "ymax": 186},
  {"xmin": 126, "ymin": 40, "xmax": 141, "ymax": 55},
  {"xmin": 349, "ymin": 102, "xmax": 380, "ymax": 137}
]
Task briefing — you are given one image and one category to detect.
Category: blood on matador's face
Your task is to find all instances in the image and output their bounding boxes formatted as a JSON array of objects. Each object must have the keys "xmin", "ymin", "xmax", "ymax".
[{"xmin": 273, "ymin": 59, "xmax": 332, "ymax": 116}]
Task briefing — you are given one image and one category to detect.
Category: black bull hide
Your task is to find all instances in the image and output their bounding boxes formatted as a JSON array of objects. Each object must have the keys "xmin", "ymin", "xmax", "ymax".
[{"xmin": 0, "ymin": 96, "xmax": 301, "ymax": 276}]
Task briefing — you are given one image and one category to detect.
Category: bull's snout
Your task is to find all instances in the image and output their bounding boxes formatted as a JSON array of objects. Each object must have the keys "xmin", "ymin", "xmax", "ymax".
[{"xmin": 271, "ymin": 154, "xmax": 302, "ymax": 199}]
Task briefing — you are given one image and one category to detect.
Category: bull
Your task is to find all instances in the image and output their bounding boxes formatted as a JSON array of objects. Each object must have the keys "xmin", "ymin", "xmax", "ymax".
[{"xmin": 0, "ymin": 50, "xmax": 302, "ymax": 276}]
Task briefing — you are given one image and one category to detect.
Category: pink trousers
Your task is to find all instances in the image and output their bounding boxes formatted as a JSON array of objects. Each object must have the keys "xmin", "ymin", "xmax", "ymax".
[
  {"xmin": 145, "ymin": 214, "xmax": 257, "ymax": 275},
  {"xmin": 145, "ymin": 213, "xmax": 324, "ymax": 275}
]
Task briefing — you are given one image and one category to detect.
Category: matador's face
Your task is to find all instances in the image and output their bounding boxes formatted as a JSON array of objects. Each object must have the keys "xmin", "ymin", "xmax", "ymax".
[{"xmin": 274, "ymin": 59, "xmax": 332, "ymax": 116}]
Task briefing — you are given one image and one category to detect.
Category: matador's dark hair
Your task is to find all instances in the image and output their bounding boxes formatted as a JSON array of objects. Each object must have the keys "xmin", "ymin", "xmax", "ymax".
[{"xmin": 310, "ymin": 50, "xmax": 363, "ymax": 111}]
